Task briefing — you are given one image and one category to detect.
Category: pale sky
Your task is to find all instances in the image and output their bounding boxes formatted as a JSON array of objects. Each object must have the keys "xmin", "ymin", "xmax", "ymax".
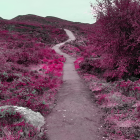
[{"xmin": 0, "ymin": 0, "xmax": 99, "ymax": 24}]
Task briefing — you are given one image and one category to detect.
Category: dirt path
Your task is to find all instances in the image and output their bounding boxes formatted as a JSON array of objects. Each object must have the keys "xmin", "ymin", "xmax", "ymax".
[{"xmin": 45, "ymin": 29, "xmax": 105, "ymax": 140}]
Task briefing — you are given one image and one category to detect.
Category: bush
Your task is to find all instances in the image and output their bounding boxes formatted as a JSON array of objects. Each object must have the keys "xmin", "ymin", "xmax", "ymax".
[{"xmin": 89, "ymin": 0, "xmax": 140, "ymax": 82}]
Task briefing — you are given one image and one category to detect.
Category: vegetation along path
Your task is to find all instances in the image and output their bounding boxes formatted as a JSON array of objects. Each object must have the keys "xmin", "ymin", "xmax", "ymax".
[{"xmin": 45, "ymin": 29, "xmax": 105, "ymax": 140}]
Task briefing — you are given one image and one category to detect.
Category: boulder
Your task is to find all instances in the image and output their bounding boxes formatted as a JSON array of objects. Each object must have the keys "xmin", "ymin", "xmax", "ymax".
[{"xmin": 0, "ymin": 105, "xmax": 45, "ymax": 131}]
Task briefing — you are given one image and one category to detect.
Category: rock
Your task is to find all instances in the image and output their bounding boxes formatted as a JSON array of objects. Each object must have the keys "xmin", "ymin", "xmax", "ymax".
[
  {"xmin": 100, "ymin": 102, "xmax": 119, "ymax": 109},
  {"xmin": 105, "ymin": 114, "xmax": 138, "ymax": 128},
  {"xmin": 0, "ymin": 105, "xmax": 45, "ymax": 131},
  {"xmin": 129, "ymin": 76, "xmax": 139, "ymax": 82},
  {"xmin": 116, "ymin": 120, "xmax": 135, "ymax": 128},
  {"xmin": 98, "ymin": 91, "xmax": 136, "ymax": 107},
  {"xmin": 132, "ymin": 100, "xmax": 140, "ymax": 108}
]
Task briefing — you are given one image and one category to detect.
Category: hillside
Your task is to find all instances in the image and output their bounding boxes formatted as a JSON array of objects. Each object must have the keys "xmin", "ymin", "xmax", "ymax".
[
  {"xmin": 1, "ymin": 9, "xmax": 140, "ymax": 139},
  {"xmin": 11, "ymin": 14, "xmax": 97, "ymax": 35},
  {"xmin": 0, "ymin": 14, "xmax": 72, "ymax": 139}
]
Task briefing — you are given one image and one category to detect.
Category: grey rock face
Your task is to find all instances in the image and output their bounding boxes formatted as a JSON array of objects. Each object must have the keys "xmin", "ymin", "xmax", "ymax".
[{"xmin": 0, "ymin": 105, "xmax": 45, "ymax": 131}]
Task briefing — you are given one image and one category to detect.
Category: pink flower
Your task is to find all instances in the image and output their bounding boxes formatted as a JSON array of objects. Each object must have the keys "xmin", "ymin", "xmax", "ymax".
[
  {"xmin": 75, "ymin": 64, "xmax": 80, "ymax": 69},
  {"xmin": 42, "ymin": 64, "xmax": 47, "ymax": 70},
  {"xmin": 134, "ymin": 86, "xmax": 140, "ymax": 91},
  {"xmin": 48, "ymin": 60, "xmax": 54, "ymax": 64},
  {"xmin": 43, "ymin": 58, "xmax": 48, "ymax": 63},
  {"xmin": 55, "ymin": 72, "xmax": 62, "ymax": 77}
]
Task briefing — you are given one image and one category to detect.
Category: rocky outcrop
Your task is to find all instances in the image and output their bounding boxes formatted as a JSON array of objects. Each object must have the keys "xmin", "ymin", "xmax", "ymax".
[{"xmin": 0, "ymin": 105, "xmax": 45, "ymax": 131}]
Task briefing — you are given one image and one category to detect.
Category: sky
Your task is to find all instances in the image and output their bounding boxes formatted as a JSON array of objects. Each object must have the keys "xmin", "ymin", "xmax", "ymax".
[{"xmin": 0, "ymin": 0, "xmax": 100, "ymax": 24}]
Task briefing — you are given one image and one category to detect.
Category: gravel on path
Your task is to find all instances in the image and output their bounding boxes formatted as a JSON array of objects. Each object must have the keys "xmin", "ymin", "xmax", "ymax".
[{"xmin": 45, "ymin": 29, "xmax": 105, "ymax": 140}]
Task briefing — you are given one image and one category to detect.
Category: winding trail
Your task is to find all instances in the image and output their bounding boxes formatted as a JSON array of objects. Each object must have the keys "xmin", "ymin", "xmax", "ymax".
[{"xmin": 45, "ymin": 29, "xmax": 105, "ymax": 140}]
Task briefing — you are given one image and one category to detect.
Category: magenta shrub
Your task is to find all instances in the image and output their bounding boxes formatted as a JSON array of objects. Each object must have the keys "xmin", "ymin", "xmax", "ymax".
[
  {"xmin": 0, "ymin": 19, "xmax": 66, "ymax": 120},
  {"xmin": 76, "ymin": 0, "xmax": 140, "ymax": 83}
]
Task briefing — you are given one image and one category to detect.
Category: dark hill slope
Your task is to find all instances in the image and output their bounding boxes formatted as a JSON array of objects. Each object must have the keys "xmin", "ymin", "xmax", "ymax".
[{"xmin": 11, "ymin": 14, "xmax": 98, "ymax": 34}]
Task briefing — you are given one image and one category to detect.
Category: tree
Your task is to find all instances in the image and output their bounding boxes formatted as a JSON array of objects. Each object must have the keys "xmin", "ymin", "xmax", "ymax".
[{"xmin": 89, "ymin": 0, "xmax": 140, "ymax": 81}]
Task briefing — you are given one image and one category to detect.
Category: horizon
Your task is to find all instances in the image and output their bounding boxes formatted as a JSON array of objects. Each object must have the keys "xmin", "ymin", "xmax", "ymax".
[
  {"xmin": 0, "ymin": 0, "xmax": 99, "ymax": 24},
  {"xmin": 6, "ymin": 14, "xmax": 93, "ymax": 25}
]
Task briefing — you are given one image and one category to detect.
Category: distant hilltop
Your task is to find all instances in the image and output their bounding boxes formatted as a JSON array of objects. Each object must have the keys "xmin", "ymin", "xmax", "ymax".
[{"xmin": 0, "ymin": 14, "xmax": 97, "ymax": 33}]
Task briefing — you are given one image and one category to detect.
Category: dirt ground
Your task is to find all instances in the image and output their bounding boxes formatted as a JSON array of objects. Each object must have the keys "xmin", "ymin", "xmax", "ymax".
[{"xmin": 44, "ymin": 29, "xmax": 106, "ymax": 140}]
